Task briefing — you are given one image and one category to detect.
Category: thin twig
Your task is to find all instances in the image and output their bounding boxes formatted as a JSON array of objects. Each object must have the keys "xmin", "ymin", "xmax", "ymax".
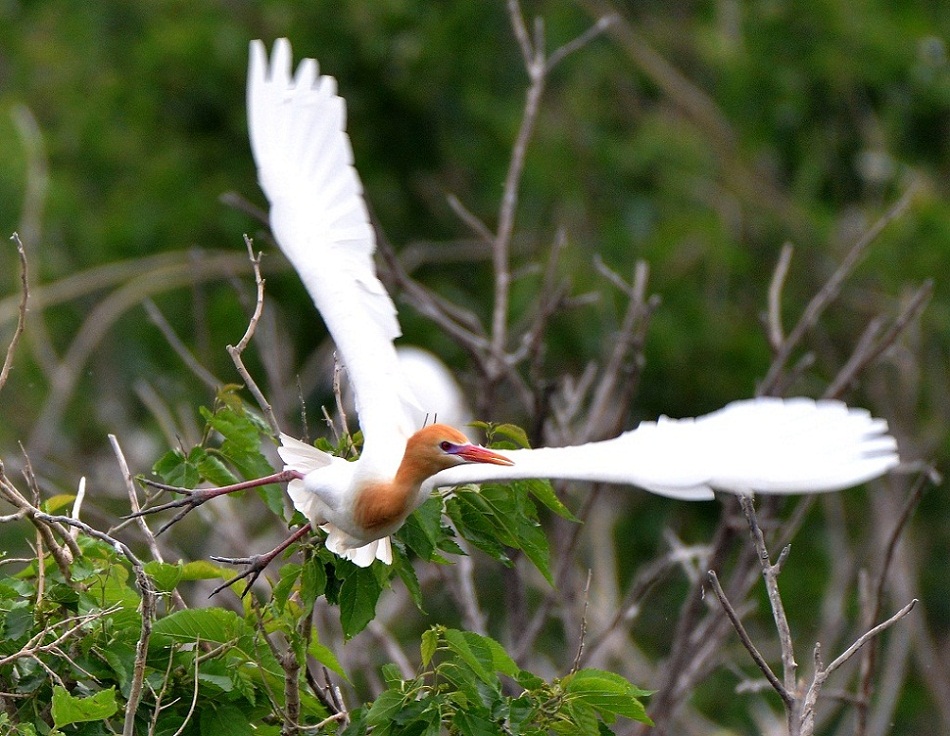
[
  {"xmin": 707, "ymin": 570, "xmax": 791, "ymax": 706},
  {"xmin": 144, "ymin": 299, "xmax": 222, "ymax": 391},
  {"xmin": 739, "ymin": 496, "xmax": 797, "ymax": 695},
  {"xmin": 824, "ymin": 280, "xmax": 933, "ymax": 400},
  {"xmin": 0, "ymin": 606, "xmax": 120, "ymax": 668},
  {"xmin": 227, "ymin": 235, "xmax": 281, "ymax": 434},
  {"xmin": 854, "ymin": 471, "xmax": 929, "ymax": 735},
  {"xmin": 109, "ymin": 433, "xmax": 187, "ymax": 609},
  {"xmin": 571, "ymin": 570, "xmax": 593, "ymax": 673},
  {"xmin": 767, "ymin": 243, "xmax": 794, "ymax": 352},
  {"xmin": 168, "ymin": 641, "xmax": 202, "ymax": 736},
  {"xmin": 0, "ymin": 234, "xmax": 29, "ymax": 395},
  {"xmin": 800, "ymin": 600, "xmax": 918, "ymax": 734},
  {"xmin": 760, "ymin": 186, "xmax": 917, "ymax": 394},
  {"xmin": 491, "ymin": 0, "xmax": 549, "ymax": 374},
  {"xmin": 546, "ymin": 13, "xmax": 617, "ymax": 71},
  {"xmin": 446, "ymin": 194, "xmax": 494, "ymax": 245}
]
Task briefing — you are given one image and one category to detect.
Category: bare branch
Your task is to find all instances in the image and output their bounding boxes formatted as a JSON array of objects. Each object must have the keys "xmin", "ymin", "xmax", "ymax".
[
  {"xmin": 507, "ymin": 0, "xmax": 534, "ymax": 68},
  {"xmin": 854, "ymin": 470, "xmax": 930, "ymax": 735},
  {"xmin": 144, "ymin": 299, "xmax": 222, "ymax": 391},
  {"xmin": 446, "ymin": 194, "xmax": 494, "ymax": 245},
  {"xmin": 570, "ymin": 570, "xmax": 593, "ymax": 673},
  {"xmin": 546, "ymin": 13, "xmax": 617, "ymax": 71},
  {"xmin": 801, "ymin": 600, "xmax": 918, "ymax": 734},
  {"xmin": 226, "ymin": 234, "xmax": 281, "ymax": 434},
  {"xmin": 109, "ymin": 433, "xmax": 187, "ymax": 609},
  {"xmin": 760, "ymin": 186, "xmax": 917, "ymax": 394},
  {"xmin": 583, "ymin": 259, "xmax": 659, "ymax": 442},
  {"xmin": 767, "ymin": 243, "xmax": 794, "ymax": 352},
  {"xmin": 0, "ymin": 233, "xmax": 29, "ymax": 395},
  {"xmin": 492, "ymin": 0, "xmax": 548, "ymax": 371},
  {"xmin": 707, "ymin": 570, "xmax": 792, "ymax": 707},
  {"xmin": 824, "ymin": 280, "xmax": 933, "ymax": 400},
  {"xmin": 739, "ymin": 496, "xmax": 797, "ymax": 695}
]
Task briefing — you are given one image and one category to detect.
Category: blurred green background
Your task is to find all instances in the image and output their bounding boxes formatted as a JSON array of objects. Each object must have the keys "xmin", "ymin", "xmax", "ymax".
[{"xmin": 0, "ymin": 0, "xmax": 948, "ymax": 732}]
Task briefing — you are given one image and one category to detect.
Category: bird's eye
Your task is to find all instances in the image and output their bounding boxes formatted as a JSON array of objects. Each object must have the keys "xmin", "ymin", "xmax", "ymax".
[{"xmin": 440, "ymin": 441, "xmax": 453, "ymax": 452}]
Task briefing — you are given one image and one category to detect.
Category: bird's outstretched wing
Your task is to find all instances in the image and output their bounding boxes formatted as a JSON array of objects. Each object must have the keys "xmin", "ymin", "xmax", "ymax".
[
  {"xmin": 248, "ymin": 39, "xmax": 415, "ymax": 470},
  {"xmin": 424, "ymin": 398, "xmax": 899, "ymax": 499}
]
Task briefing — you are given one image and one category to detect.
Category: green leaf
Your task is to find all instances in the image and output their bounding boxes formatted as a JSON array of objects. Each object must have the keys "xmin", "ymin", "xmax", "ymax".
[
  {"xmin": 197, "ymin": 659, "xmax": 235, "ymax": 693},
  {"xmin": 2, "ymin": 603, "xmax": 33, "ymax": 643},
  {"xmin": 398, "ymin": 500, "xmax": 440, "ymax": 559},
  {"xmin": 442, "ymin": 629, "xmax": 516, "ymax": 688},
  {"xmin": 561, "ymin": 699, "xmax": 601, "ymax": 733},
  {"xmin": 151, "ymin": 607, "xmax": 249, "ymax": 646},
  {"xmin": 199, "ymin": 702, "xmax": 254, "ymax": 736},
  {"xmin": 516, "ymin": 670, "xmax": 546, "ymax": 691},
  {"xmin": 41, "ymin": 493, "xmax": 76, "ymax": 514},
  {"xmin": 179, "ymin": 559, "xmax": 229, "ymax": 580},
  {"xmin": 420, "ymin": 628, "xmax": 438, "ymax": 666},
  {"xmin": 196, "ymin": 452, "xmax": 239, "ymax": 486},
  {"xmin": 479, "ymin": 484, "xmax": 553, "ymax": 584},
  {"xmin": 152, "ymin": 449, "xmax": 199, "ymax": 488},
  {"xmin": 203, "ymin": 406, "xmax": 261, "ymax": 452},
  {"xmin": 144, "ymin": 561, "xmax": 182, "ymax": 592},
  {"xmin": 522, "ymin": 477, "xmax": 579, "ymax": 522},
  {"xmin": 489, "ymin": 423, "xmax": 531, "ymax": 449},
  {"xmin": 339, "ymin": 565, "xmax": 382, "ymax": 638},
  {"xmin": 446, "ymin": 494, "xmax": 510, "ymax": 563},
  {"xmin": 271, "ymin": 563, "xmax": 302, "ymax": 610},
  {"xmin": 300, "ymin": 558, "xmax": 327, "ymax": 608},
  {"xmin": 392, "ymin": 544, "xmax": 424, "ymax": 610},
  {"xmin": 562, "ymin": 669, "xmax": 653, "ymax": 725},
  {"xmin": 100, "ymin": 643, "xmax": 136, "ymax": 694},
  {"xmin": 308, "ymin": 636, "xmax": 346, "ymax": 678},
  {"xmin": 506, "ymin": 694, "xmax": 537, "ymax": 733},
  {"xmin": 51, "ymin": 686, "xmax": 118, "ymax": 727},
  {"xmin": 365, "ymin": 689, "xmax": 405, "ymax": 726},
  {"xmin": 453, "ymin": 708, "xmax": 498, "ymax": 736}
]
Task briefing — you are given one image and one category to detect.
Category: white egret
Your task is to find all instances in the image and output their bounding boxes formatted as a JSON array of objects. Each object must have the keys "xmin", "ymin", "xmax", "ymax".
[{"xmin": 135, "ymin": 39, "xmax": 899, "ymax": 584}]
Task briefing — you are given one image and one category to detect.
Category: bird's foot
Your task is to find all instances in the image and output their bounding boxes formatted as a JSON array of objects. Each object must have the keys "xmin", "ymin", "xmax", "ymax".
[
  {"xmin": 208, "ymin": 524, "xmax": 312, "ymax": 598},
  {"xmin": 126, "ymin": 484, "xmax": 223, "ymax": 536},
  {"xmin": 127, "ymin": 469, "xmax": 303, "ymax": 536},
  {"xmin": 208, "ymin": 553, "xmax": 273, "ymax": 598}
]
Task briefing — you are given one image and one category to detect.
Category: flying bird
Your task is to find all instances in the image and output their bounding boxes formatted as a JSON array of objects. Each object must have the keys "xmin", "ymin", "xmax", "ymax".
[{"xmin": 135, "ymin": 39, "xmax": 899, "ymax": 584}]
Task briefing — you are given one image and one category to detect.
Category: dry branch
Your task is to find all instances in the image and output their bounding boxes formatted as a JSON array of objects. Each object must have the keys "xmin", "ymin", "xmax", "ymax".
[{"xmin": 0, "ymin": 234, "xmax": 29, "ymax": 395}]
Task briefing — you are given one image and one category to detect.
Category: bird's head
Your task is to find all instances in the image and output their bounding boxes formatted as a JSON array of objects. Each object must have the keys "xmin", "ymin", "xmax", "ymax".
[{"xmin": 404, "ymin": 424, "xmax": 514, "ymax": 476}]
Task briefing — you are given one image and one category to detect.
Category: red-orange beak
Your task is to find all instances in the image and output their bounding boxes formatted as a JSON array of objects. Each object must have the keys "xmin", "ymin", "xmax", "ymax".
[{"xmin": 453, "ymin": 444, "xmax": 514, "ymax": 466}]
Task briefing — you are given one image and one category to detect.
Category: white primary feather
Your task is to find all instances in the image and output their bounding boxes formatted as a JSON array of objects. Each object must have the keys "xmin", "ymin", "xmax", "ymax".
[
  {"xmin": 248, "ymin": 39, "xmax": 415, "ymax": 474},
  {"xmin": 424, "ymin": 398, "xmax": 899, "ymax": 499}
]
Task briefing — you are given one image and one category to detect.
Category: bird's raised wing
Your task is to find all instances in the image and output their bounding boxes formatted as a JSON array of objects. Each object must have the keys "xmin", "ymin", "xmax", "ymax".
[
  {"xmin": 424, "ymin": 398, "xmax": 899, "ymax": 500},
  {"xmin": 248, "ymin": 39, "xmax": 415, "ymax": 469}
]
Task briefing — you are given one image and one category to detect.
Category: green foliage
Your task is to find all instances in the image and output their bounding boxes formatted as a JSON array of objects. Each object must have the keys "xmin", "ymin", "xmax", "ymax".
[
  {"xmin": 0, "ymin": 532, "xmax": 329, "ymax": 733},
  {"xmin": 0, "ymin": 513, "xmax": 650, "ymax": 733},
  {"xmin": 147, "ymin": 392, "xmax": 571, "ymax": 636},
  {"xmin": 346, "ymin": 626, "xmax": 651, "ymax": 735}
]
